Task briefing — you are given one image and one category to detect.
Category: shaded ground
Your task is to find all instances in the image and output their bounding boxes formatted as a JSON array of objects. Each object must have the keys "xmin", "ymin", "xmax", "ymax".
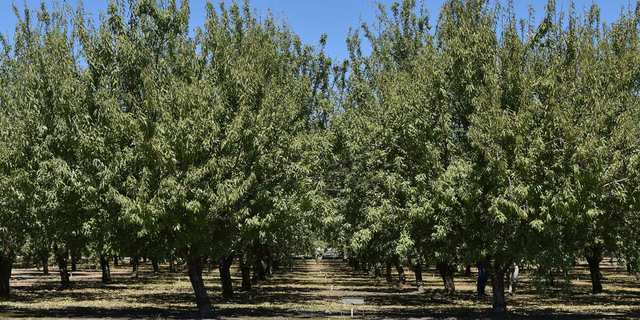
[{"xmin": 0, "ymin": 259, "xmax": 639, "ymax": 319}]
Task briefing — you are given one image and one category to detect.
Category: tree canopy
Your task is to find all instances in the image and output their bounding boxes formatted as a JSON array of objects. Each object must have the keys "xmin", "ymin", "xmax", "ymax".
[{"xmin": 0, "ymin": 0, "xmax": 639, "ymax": 316}]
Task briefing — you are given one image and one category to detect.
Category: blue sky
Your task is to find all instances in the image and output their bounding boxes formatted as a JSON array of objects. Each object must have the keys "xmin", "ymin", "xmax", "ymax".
[{"xmin": 0, "ymin": 1, "xmax": 635, "ymax": 60}]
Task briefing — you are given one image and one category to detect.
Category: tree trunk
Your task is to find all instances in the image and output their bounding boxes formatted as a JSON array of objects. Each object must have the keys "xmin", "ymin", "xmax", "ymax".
[
  {"xmin": 169, "ymin": 258, "xmax": 177, "ymax": 273},
  {"xmin": 414, "ymin": 262, "xmax": 424, "ymax": 292},
  {"xmin": 240, "ymin": 254, "xmax": 252, "ymax": 291},
  {"xmin": 385, "ymin": 262, "xmax": 393, "ymax": 283},
  {"xmin": 42, "ymin": 255, "xmax": 49, "ymax": 275},
  {"xmin": 477, "ymin": 261, "xmax": 488, "ymax": 297},
  {"xmin": 187, "ymin": 256, "xmax": 213, "ymax": 318},
  {"xmin": 586, "ymin": 247, "xmax": 603, "ymax": 294},
  {"xmin": 100, "ymin": 254, "xmax": 112, "ymax": 284},
  {"xmin": 219, "ymin": 255, "xmax": 234, "ymax": 299},
  {"xmin": 265, "ymin": 252, "xmax": 273, "ymax": 276},
  {"xmin": 132, "ymin": 256, "xmax": 139, "ymax": 278},
  {"xmin": 252, "ymin": 258, "xmax": 266, "ymax": 283},
  {"xmin": 491, "ymin": 264, "xmax": 507, "ymax": 314},
  {"xmin": 55, "ymin": 247, "xmax": 71, "ymax": 288},
  {"xmin": 507, "ymin": 264, "xmax": 519, "ymax": 295},
  {"xmin": 548, "ymin": 269, "xmax": 555, "ymax": 286},
  {"xmin": 152, "ymin": 258, "xmax": 160, "ymax": 274},
  {"xmin": 394, "ymin": 259, "xmax": 406, "ymax": 284},
  {"xmin": 0, "ymin": 253, "xmax": 13, "ymax": 299},
  {"xmin": 351, "ymin": 258, "xmax": 360, "ymax": 272},
  {"xmin": 113, "ymin": 255, "xmax": 119, "ymax": 267},
  {"xmin": 465, "ymin": 264, "xmax": 472, "ymax": 276},
  {"xmin": 373, "ymin": 263, "xmax": 382, "ymax": 278},
  {"xmin": 71, "ymin": 254, "xmax": 78, "ymax": 272},
  {"xmin": 437, "ymin": 261, "xmax": 456, "ymax": 293}
]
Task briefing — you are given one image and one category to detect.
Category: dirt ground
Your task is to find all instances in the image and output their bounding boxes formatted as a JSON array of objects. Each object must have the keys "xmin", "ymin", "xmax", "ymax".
[{"xmin": 0, "ymin": 259, "xmax": 639, "ymax": 319}]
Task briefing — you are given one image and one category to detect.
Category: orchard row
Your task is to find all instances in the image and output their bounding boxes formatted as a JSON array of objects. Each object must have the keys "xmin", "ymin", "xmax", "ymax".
[{"xmin": 1, "ymin": 0, "xmax": 639, "ymax": 316}]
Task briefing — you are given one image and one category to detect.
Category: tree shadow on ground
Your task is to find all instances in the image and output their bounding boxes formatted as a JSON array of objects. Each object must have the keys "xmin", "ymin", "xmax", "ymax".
[
  {"xmin": 4, "ymin": 305, "xmax": 639, "ymax": 320},
  {"xmin": 1, "ymin": 306, "xmax": 197, "ymax": 319},
  {"xmin": 3, "ymin": 260, "xmax": 639, "ymax": 319}
]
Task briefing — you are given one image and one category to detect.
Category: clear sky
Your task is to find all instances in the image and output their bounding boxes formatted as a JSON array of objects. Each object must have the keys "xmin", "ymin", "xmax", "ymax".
[{"xmin": 0, "ymin": 0, "xmax": 635, "ymax": 60}]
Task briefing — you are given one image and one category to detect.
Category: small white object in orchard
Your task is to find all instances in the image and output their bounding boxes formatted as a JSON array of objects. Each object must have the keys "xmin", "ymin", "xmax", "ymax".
[{"xmin": 342, "ymin": 297, "xmax": 365, "ymax": 317}]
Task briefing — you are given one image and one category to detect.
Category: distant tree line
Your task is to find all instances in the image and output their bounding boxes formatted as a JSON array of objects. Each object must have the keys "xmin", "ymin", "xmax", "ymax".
[{"xmin": 0, "ymin": 0, "xmax": 639, "ymax": 316}]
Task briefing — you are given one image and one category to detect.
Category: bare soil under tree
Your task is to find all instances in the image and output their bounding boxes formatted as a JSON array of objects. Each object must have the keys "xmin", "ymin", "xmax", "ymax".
[{"xmin": 0, "ymin": 259, "xmax": 638, "ymax": 319}]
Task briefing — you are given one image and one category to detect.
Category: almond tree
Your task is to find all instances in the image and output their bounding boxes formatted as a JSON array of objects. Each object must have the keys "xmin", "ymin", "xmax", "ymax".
[
  {"xmin": 3, "ymin": 3, "xmax": 91, "ymax": 288},
  {"xmin": 0, "ymin": 32, "xmax": 31, "ymax": 298}
]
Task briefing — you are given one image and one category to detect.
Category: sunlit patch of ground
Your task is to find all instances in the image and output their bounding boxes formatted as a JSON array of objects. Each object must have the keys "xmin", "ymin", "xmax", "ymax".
[{"xmin": 0, "ymin": 259, "xmax": 638, "ymax": 319}]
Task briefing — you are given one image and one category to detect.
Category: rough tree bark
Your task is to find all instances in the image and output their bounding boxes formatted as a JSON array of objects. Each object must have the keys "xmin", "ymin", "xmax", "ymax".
[
  {"xmin": 219, "ymin": 255, "xmax": 234, "ymax": 299},
  {"xmin": 187, "ymin": 255, "xmax": 213, "ymax": 318},
  {"xmin": 99, "ymin": 254, "xmax": 112, "ymax": 284},
  {"xmin": 491, "ymin": 263, "xmax": 507, "ymax": 314},
  {"xmin": 436, "ymin": 261, "xmax": 456, "ymax": 293},
  {"xmin": 0, "ymin": 253, "xmax": 13, "ymax": 299},
  {"xmin": 585, "ymin": 246, "xmax": 603, "ymax": 294}
]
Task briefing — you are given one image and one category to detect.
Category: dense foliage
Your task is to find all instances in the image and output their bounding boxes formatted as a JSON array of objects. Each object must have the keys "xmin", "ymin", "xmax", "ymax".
[{"xmin": 0, "ymin": 0, "xmax": 638, "ymax": 316}]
